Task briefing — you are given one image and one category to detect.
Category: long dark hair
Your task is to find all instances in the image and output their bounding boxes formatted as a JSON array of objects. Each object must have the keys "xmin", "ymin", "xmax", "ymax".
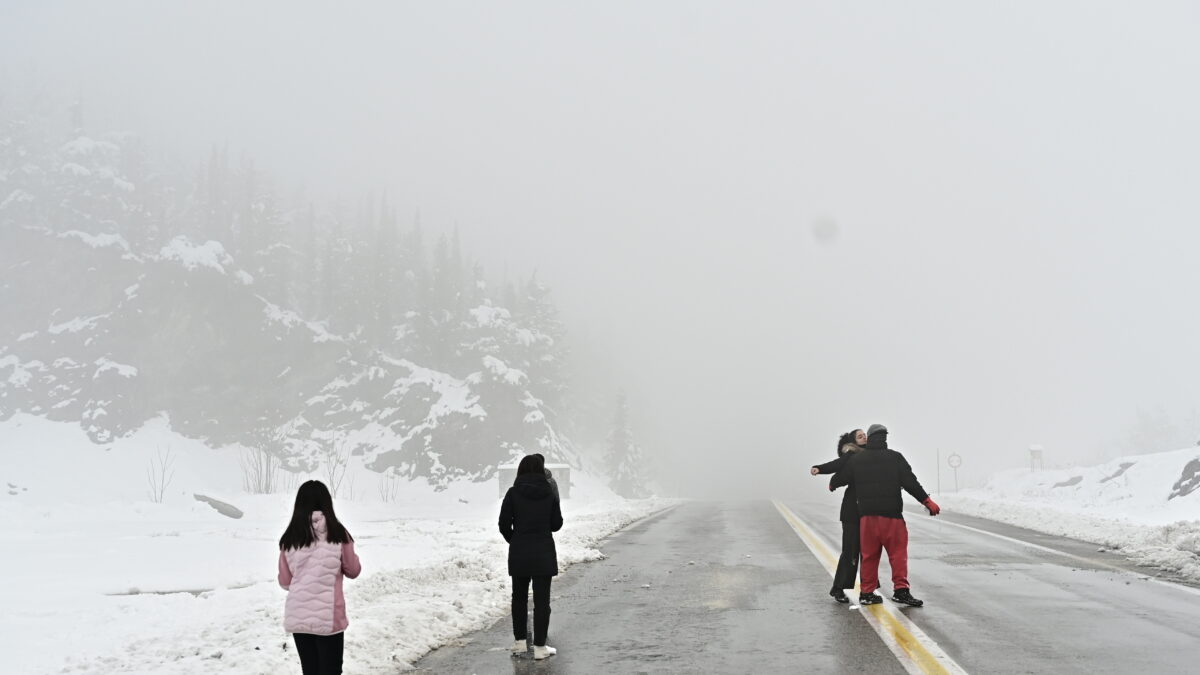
[
  {"xmin": 837, "ymin": 431, "xmax": 860, "ymax": 456},
  {"xmin": 516, "ymin": 454, "xmax": 545, "ymax": 477},
  {"xmin": 279, "ymin": 480, "xmax": 352, "ymax": 551}
]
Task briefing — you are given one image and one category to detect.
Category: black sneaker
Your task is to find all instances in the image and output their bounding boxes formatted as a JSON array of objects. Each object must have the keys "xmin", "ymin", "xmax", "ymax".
[
  {"xmin": 829, "ymin": 589, "xmax": 849, "ymax": 603},
  {"xmin": 858, "ymin": 592, "xmax": 883, "ymax": 605},
  {"xmin": 892, "ymin": 588, "xmax": 924, "ymax": 607}
]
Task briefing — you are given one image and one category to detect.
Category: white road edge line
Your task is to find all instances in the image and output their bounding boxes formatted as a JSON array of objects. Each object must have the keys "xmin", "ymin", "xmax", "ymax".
[
  {"xmin": 904, "ymin": 510, "xmax": 1200, "ymax": 598},
  {"xmin": 772, "ymin": 499, "xmax": 968, "ymax": 675}
]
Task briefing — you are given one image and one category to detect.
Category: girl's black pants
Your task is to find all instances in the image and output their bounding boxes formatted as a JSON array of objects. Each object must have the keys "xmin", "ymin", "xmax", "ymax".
[
  {"xmin": 293, "ymin": 631, "xmax": 344, "ymax": 675},
  {"xmin": 512, "ymin": 575, "xmax": 552, "ymax": 646},
  {"xmin": 831, "ymin": 518, "xmax": 861, "ymax": 592}
]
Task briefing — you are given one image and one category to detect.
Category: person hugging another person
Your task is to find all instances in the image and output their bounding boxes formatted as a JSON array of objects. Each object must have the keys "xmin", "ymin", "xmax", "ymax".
[{"xmin": 830, "ymin": 424, "xmax": 939, "ymax": 607}]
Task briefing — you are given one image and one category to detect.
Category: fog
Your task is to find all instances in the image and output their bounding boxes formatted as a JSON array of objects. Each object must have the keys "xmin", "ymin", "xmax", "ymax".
[{"xmin": 5, "ymin": 1, "xmax": 1200, "ymax": 496}]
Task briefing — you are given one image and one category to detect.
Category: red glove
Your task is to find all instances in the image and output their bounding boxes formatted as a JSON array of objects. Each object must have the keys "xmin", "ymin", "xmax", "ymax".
[{"xmin": 923, "ymin": 497, "xmax": 940, "ymax": 516}]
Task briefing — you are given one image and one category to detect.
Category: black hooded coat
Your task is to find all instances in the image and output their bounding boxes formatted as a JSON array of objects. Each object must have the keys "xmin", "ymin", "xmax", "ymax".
[
  {"xmin": 499, "ymin": 474, "xmax": 564, "ymax": 577},
  {"xmin": 813, "ymin": 444, "xmax": 862, "ymax": 522}
]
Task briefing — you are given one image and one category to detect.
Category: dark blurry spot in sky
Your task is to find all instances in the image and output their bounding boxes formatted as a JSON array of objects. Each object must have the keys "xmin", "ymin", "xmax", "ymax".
[{"xmin": 812, "ymin": 217, "xmax": 839, "ymax": 245}]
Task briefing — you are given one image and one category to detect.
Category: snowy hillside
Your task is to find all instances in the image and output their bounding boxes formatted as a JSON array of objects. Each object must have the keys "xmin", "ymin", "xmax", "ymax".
[
  {"xmin": 940, "ymin": 446, "xmax": 1200, "ymax": 582},
  {"xmin": 0, "ymin": 414, "xmax": 672, "ymax": 674},
  {"xmin": 1, "ymin": 114, "xmax": 575, "ymax": 483}
]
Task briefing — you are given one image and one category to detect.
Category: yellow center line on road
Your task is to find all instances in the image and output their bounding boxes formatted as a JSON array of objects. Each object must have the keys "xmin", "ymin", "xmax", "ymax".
[{"xmin": 772, "ymin": 499, "xmax": 968, "ymax": 675}]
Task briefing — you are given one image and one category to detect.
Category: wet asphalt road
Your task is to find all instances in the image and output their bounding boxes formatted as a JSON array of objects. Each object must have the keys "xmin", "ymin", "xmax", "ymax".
[
  {"xmin": 413, "ymin": 496, "xmax": 1200, "ymax": 674},
  {"xmin": 413, "ymin": 501, "xmax": 904, "ymax": 674}
]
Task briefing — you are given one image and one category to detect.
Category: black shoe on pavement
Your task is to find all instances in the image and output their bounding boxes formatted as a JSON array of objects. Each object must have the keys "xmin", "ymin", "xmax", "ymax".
[
  {"xmin": 892, "ymin": 588, "xmax": 924, "ymax": 607},
  {"xmin": 829, "ymin": 589, "xmax": 849, "ymax": 603},
  {"xmin": 858, "ymin": 592, "xmax": 883, "ymax": 605}
]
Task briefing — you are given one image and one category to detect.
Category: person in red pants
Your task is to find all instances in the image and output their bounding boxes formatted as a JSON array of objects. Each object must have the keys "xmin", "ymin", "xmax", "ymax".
[{"xmin": 829, "ymin": 424, "xmax": 940, "ymax": 606}]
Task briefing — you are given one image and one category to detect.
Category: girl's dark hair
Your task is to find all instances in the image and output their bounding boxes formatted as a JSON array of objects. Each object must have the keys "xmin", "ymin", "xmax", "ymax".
[
  {"xmin": 279, "ymin": 480, "xmax": 353, "ymax": 551},
  {"xmin": 837, "ymin": 431, "xmax": 858, "ymax": 456},
  {"xmin": 517, "ymin": 454, "xmax": 545, "ymax": 476}
]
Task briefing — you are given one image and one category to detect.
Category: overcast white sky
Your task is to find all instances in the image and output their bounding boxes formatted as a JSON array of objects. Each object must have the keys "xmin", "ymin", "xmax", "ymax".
[{"xmin": 4, "ymin": 1, "xmax": 1200, "ymax": 494}]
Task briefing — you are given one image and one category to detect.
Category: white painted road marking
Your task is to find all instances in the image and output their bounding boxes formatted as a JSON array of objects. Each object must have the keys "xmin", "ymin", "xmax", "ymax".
[{"xmin": 904, "ymin": 509, "xmax": 1200, "ymax": 598}]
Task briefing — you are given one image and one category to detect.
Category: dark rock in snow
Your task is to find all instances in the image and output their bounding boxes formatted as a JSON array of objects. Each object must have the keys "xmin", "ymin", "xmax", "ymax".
[
  {"xmin": 193, "ymin": 494, "xmax": 244, "ymax": 519},
  {"xmin": 1099, "ymin": 462, "xmax": 1136, "ymax": 484},
  {"xmin": 1168, "ymin": 458, "xmax": 1200, "ymax": 500}
]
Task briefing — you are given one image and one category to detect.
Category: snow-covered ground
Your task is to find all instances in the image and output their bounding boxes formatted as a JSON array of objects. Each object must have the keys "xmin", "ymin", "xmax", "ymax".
[
  {"xmin": 940, "ymin": 445, "xmax": 1200, "ymax": 582},
  {"xmin": 0, "ymin": 414, "xmax": 674, "ymax": 674}
]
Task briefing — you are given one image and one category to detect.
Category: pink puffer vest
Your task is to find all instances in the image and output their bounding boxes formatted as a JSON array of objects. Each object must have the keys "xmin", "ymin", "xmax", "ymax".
[{"xmin": 277, "ymin": 511, "xmax": 362, "ymax": 635}]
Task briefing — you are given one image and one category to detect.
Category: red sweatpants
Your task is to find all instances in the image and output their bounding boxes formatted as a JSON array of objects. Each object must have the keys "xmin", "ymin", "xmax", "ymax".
[{"xmin": 859, "ymin": 515, "xmax": 909, "ymax": 594}]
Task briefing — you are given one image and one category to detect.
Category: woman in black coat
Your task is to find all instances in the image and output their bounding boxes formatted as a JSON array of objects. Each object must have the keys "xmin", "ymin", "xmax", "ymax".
[
  {"xmin": 810, "ymin": 429, "xmax": 866, "ymax": 603},
  {"xmin": 499, "ymin": 454, "xmax": 564, "ymax": 660}
]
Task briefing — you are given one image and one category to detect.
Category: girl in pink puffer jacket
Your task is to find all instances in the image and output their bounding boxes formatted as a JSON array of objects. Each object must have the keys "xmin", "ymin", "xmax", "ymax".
[{"xmin": 278, "ymin": 480, "xmax": 362, "ymax": 675}]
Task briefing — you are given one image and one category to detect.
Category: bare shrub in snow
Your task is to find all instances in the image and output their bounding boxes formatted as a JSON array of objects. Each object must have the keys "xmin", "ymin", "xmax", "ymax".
[
  {"xmin": 146, "ymin": 446, "xmax": 176, "ymax": 503},
  {"xmin": 377, "ymin": 469, "xmax": 401, "ymax": 502},
  {"xmin": 241, "ymin": 447, "xmax": 281, "ymax": 494},
  {"xmin": 279, "ymin": 468, "xmax": 302, "ymax": 494},
  {"xmin": 323, "ymin": 440, "xmax": 352, "ymax": 498}
]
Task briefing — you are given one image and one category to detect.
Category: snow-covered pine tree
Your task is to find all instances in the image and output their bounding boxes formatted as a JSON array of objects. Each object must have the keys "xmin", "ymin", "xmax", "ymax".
[
  {"xmin": 368, "ymin": 195, "xmax": 398, "ymax": 346},
  {"xmin": 297, "ymin": 203, "xmax": 319, "ymax": 316},
  {"xmin": 513, "ymin": 274, "xmax": 567, "ymax": 421},
  {"xmin": 605, "ymin": 391, "xmax": 649, "ymax": 498}
]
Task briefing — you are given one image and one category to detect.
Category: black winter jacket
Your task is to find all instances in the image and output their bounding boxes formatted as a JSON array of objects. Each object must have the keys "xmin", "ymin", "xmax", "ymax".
[
  {"xmin": 499, "ymin": 474, "xmax": 564, "ymax": 577},
  {"xmin": 813, "ymin": 451, "xmax": 860, "ymax": 522},
  {"xmin": 830, "ymin": 437, "xmax": 929, "ymax": 519}
]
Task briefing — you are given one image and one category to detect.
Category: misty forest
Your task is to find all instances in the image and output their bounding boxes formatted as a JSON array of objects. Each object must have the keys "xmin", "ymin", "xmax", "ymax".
[{"xmin": 0, "ymin": 94, "xmax": 656, "ymax": 495}]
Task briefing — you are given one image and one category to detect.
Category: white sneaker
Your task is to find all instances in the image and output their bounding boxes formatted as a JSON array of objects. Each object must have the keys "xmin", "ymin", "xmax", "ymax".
[
  {"xmin": 511, "ymin": 640, "xmax": 528, "ymax": 654},
  {"xmin": 533, "ymin": 645, "xmax": 557, "ymax": 660}
]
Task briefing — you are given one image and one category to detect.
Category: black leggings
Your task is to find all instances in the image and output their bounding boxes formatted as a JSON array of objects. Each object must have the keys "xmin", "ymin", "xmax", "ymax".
[
  {"xmin": 293, "ymin": 632, "xmax": 344, "ymax": 675},
  {"xmin": 831, "ymin": 519, "xmax": 861, "ymax": 592},
  {"xmin": 512, "ymin": 575, "xmax": 552, "ymax": 646}
]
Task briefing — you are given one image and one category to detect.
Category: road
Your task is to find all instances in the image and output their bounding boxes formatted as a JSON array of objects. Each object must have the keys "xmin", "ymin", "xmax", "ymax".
[{"xmin": 413, "ymin": 493, "xmax": 1200, "ymax": 674}]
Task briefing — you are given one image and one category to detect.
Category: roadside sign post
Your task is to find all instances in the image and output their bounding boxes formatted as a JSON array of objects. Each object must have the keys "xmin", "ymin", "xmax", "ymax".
[
  {"xmin": 947, "ymin": 453, "xmax": 962, "ymax": 492},
  {"xmin": 937, "ymin": 448, "xmax": 941, "ymax": 494}
]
